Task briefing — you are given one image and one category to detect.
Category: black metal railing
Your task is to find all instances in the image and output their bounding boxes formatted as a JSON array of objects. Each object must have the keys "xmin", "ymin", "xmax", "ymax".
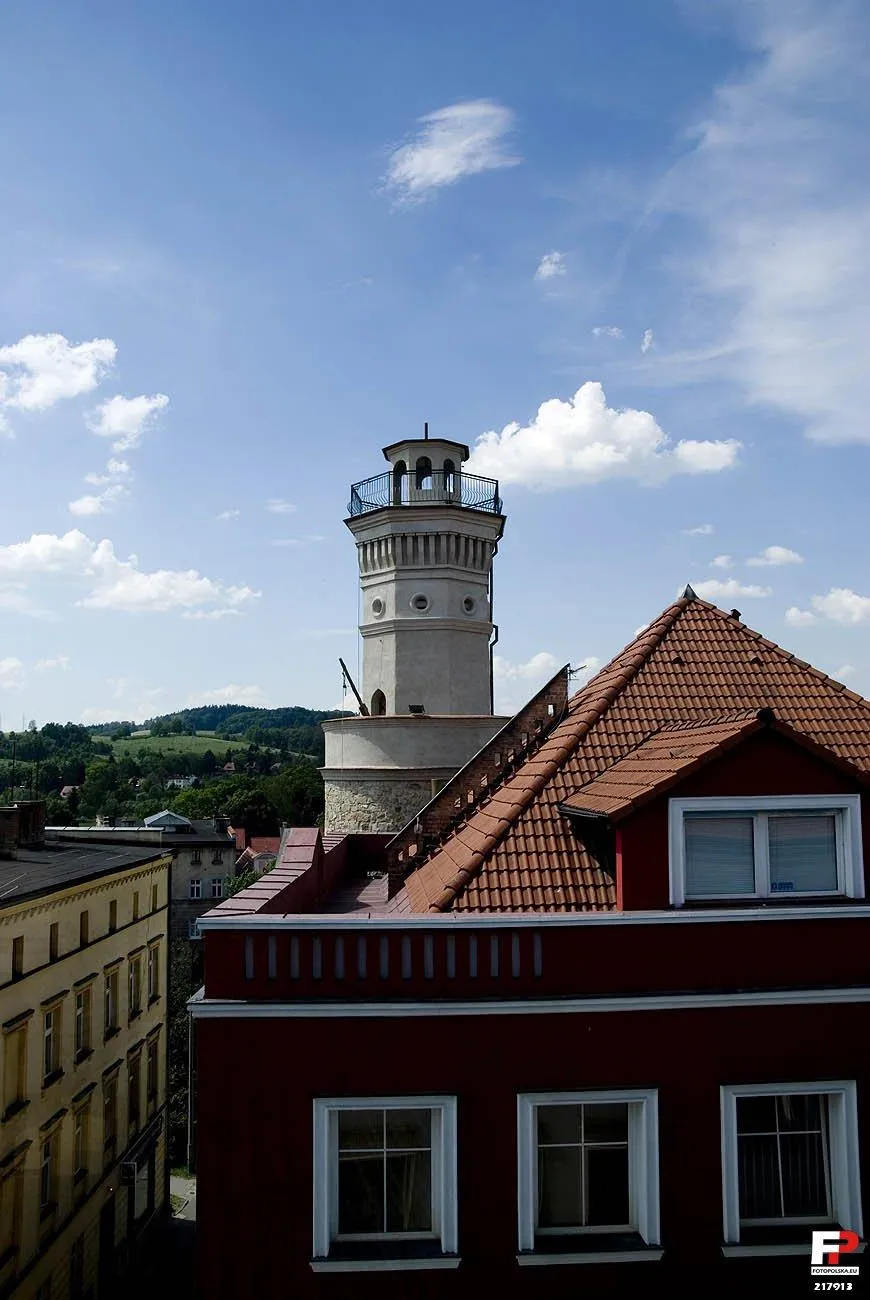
[{"xmin": 348, "ymin": 470, "xmax": 502, "ymax": 517}]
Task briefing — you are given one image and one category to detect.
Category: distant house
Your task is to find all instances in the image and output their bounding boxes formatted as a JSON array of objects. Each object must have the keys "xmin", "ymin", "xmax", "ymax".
[
  {"xmin": 165, "ymin": 774, "xmax": 197, "ymax": 791},
  {"xmin": 234, "ymin": 837, "xmax": 281, "ymax": 878},
  {"xmin": 222, "ymin": 762, "xmax": 236, "ymax": 775},
  {"xmin": 59, "ymin": 785, "xmax": 79, "ymax": 799}
]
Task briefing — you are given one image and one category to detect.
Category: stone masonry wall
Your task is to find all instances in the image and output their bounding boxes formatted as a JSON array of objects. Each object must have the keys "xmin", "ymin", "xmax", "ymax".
[{"xmin": 325, "ymin": 779, "xmax": 434, "ymax": 835}]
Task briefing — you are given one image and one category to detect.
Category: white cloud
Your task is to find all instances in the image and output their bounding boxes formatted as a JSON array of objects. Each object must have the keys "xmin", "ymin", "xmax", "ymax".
[
  {"xmin": 106, "ymin": 457, "xmax": 130, "ymax": 476},
  {"xmin": 182, "ymin": 609, "xmax": 243, "ymax": 621},
  {"xmin": 711, "ymin": 554, "xmax": 733, "ymax": 569},
  {"xmin": 746, "ymin": 545, "xmax": 804, "ymax": 567},
  {"xmin": 35, "ymin": 655, "xmax": 70, "ymax": 672},
  {"xmin": 592, "ymin": 325, "xmax": 624, "ymax": 339},
  {"xmin": 266, "ymin": 498, "xmax": 295, "ymax": 514},
  {"xmin": 785, "ymin": 606, "xmax": 817, "ymax": 627},
  {"xmin": 216, "ymin": 509, "xmax": 241, "ymax": 522},
  {"xmin": 466, "ymin": 381, "xmax": 740, "ymax": 488},
  {"xmin": 692, "ymin": 578, "xmax": 772, "ymax": 601},
  {"xmin": 186, "ymin": 684, "xmax": 268, "ymax": 708},
  {"xmin": 658, "ymin": 4, "xmax": 870, "ymax": 445},
  {"xmin": 87, "ymin": 393, "xmax": 169, "ymax": 452},
  {"xmin": 385, "ymin": 99, "xmax": 519, "ymax": 203},
  {"xmin": 683, "ymin": 523, "xmax": 714, "ymax": 536},
  {"xmin": 809, "ymin": 588, "xmax": 870, "ymax": 625},
  {"xmin": 69, "ymin": 484, "xmax": 130, "ymax": 516},
  {"xmin": 0, "ymin": 333, "xmax": 116, "ymax": 412},
  {"xmin": 0, "ymin": 658, "xmax": 24, "ymax": 691},
  {"xmin": 641, "ymin": 328, "xmax": 655, "ymax": 353},
  {"xmin": 535, "ymin": 252, "xmax": 566, "ymax": 281},
  {"xmin": 0, "ymin": 529, "xmax": 260, "ymax": 616},
  {"xmin": 270, "ymin": 535, "xmax": 326, "ymax": 547},
  {"xmin": 835, "ymin": 664, "xmax": 856, "ymax": 680},
  {"xmin": 493, "ymin": 651, "xmax": 561, "ymax": 681}
]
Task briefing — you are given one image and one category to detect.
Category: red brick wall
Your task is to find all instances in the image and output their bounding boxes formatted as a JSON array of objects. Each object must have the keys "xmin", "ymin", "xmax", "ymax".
[{"xmin": 195, "ymin": 1001, "xmax": 870, "ymax": 1300}]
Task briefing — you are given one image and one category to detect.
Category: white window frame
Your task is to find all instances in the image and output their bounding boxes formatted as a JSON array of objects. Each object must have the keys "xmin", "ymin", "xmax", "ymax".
[
  {"xmin": 669, "ymin": 795, "xmax": 864, "ymax": 907},
  {"xmin": 720, "ymin": 1080, "xmax": 863, "ymax": 1245},
  {"xmin": 210, "ymin": 877, "xmax": 224, "ymax": 899},
  {"xmin": 312, "ymin": 1095, "xmax": 458, "ymax": 1263},
  {"xmin": 189, "ymin": 878, "xmax": 202, "ymax": 900},
  {"xmin": 517, "ymin": 1090, "xmax": 660, "ymax": 1256}
]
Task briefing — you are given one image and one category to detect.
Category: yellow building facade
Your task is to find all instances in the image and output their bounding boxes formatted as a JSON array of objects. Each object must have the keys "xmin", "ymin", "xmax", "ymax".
[{"xmin": 0, "ymin": 816, "xmax": 171, "ymax": 1300}]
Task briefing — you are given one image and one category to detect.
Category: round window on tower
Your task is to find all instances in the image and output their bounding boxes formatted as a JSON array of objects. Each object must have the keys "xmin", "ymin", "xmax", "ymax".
[
  {"xmin": 462, "ymin": 596, "xmax": 476, "ymax": 616},
  {"xmin": 410, "ymin": 593, "xmax": 431, "ymax": 613},
  {"xmin": 371, "ymin": 598, "xmax": 385, "ymax": 618}
]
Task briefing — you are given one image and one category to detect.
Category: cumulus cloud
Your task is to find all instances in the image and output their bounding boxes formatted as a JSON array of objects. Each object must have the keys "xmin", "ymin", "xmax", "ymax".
[
  {"xmin": 0, "ymin": 529, "xmax": 260, "ymax": 616},
  {"xmin": 0, "ymin": 333, "xmax": 115, "ymax": 412},
  {"xmin": 692, "ymin": 578, "xmax": 771, "ymax": 601},
  {"xmin": 785, "ymin": 606, "xmax": 817, "ymax": 627},
  {"xmin": 35, "ymin": 655, "xmax": 70, "ymax": 672},
  {"xmin": 641, "ymin": 329, "xmax": 655, "ymax": 353},
  {"xmin": 835, "ymin": 664, "xmax": 856, "ymax": 680},
  {"xmin": 493, "ymin": 651, "xmax": 562, "ymax": 681},
  {"xmin": 266, "ymin": 498, "xmax": 295, "ymax": 514},
  {"xmin": 385, "ymin": 99, "xmax": 519, "ymax": 203},
  {"xmin": 592, "ymin": 326, "xmax": 624, "ymax": 339},
  {"xmin": 683, "ymin": 523, "xmax": 714, "ymax": 536},
  {"xmin": 535, "ymin": 252, "xmax": 566, "ymax": 281},
  {"xmin": 186, "ymin": 684, "xmax": 268, "ymax": 707},
  {"xmin": 746, "ymin": 545, "xmax": 804, "ymax": 567},
  {"xmin": 0, "ymin": 658, "xmax": 24, "ymax": 691},
  {"xmin": 69, "ymin": 483, "xmax": 130, "ymax": 516},
  {"xmin": 466, "ymin": 382, "xmax": 740, "ymax": 488},
  {"xmin": 711, "ymin": 554, "xmax": 733, "ymax": 569},
  {"xmin": 216, "ymin": 509, "xmax": 241, "ymax": 522},
  {"xmin": 87, "ymin": 393, "xmax": 169, "ymax": 452},
  {"xmin": 808, "ymin": 588, "xmax": 870, "ymax": 625}
]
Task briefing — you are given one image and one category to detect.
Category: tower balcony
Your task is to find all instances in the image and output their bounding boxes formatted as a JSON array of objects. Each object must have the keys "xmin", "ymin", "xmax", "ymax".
[{"xmin": 348, "ymin": 469, "xmax": 502, "ymax": 518}]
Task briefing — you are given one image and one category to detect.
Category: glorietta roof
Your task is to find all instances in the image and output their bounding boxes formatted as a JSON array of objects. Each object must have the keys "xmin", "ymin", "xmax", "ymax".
[{"xmin": 391, "ymin": 594, "xmax": 870, "ymax": 915}]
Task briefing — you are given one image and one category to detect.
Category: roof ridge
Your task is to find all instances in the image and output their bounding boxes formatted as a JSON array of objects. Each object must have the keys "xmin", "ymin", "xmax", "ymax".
[{"xmin": 419, "ymin": 596, "xmax": 693, "ymax": 912}]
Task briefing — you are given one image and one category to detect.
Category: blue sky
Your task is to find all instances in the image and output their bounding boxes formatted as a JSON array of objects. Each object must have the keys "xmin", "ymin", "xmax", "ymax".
[{"xmin": 1, "ymin": 0, "xmax": 869, "ymax": 725}]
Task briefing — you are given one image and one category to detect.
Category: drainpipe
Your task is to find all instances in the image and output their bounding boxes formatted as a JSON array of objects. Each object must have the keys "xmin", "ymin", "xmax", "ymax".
[{"xmin": 489, "ymin": 544, "xmax": 499, "ymax": 715}]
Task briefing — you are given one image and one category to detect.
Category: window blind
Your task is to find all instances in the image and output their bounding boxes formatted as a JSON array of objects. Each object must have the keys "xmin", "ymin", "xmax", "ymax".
[
  {"xmin": 768, "ymin": 814, "xmax": 837, "ymax": 893},
  {"xmin": 684, "ymin": 814, "xmax": 755, "ymax": 896}
]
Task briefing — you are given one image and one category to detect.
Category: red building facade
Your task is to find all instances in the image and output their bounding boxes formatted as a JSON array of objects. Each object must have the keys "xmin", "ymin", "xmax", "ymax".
[{"xmin": 193, "ymin": 594, "xmax": 870, "ymax": 1297}]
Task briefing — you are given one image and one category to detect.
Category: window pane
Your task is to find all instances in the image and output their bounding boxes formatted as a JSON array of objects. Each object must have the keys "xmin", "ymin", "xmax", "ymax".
[
  {"xmin": 584, "ymin": 1103, "xmax": 628, "ymax": 1144},
  {"xmin": 385, "ymin": 1109, "xmax": 430, "ymax": 1151},
  {"xmin": 769, "ymin": 815, "xmax": 838, "ymax": 893},
  {"xmin": 538, "ymin": 1105, "xmax": 581, "ymax": 1146},
  {"xmin": 780, "ymin": 1132, "xmax": 829, "ymax": 1217},
  {"xmin": 737, "ymin": 1096, "xmax": 778, "ymax": 1134},
  {"xmin": 538, "ymin": 1147, "xmax": 581, "ymax": 1228},
  {"xmin": 776, "ymin": 1093, "xmax": 822, "ymax": 1133},
  {"xmin": 386, "ymin": 1152, "xmax": 431, "ymax": 1232},
  {"xmin": 586, "ymin": 1146, "xmax": 630, "ymax": 1226},
  {"xmin": 684, "ymin": 815, "xmax": 755, "ymax": 896},
  {"xmin": 338, "ymin": 1153, "xmax": 382, "ymax": 1234},
  {"xmin": 739, "ymin": 1133, "xmax": 781, "ymax": 1219},
  {"xmin": 338, "ymin": 1110, "xmax": 383, "ymax": 1151}
]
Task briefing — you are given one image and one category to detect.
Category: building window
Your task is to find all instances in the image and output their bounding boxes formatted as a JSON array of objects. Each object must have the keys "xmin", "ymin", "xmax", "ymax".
[
  {"xmin": 79, "ymin": 911, "xmax": 89, "ymax": 948},
  {"xmin": 42, "ymin": 1008, "xmax": 60, "ymax": 1084},
  {"xmin": 147, "ymin": 945, "xmax": 160, "ymax": 1003},
  {"xmin": 48, "ymin": 923, "xmax": 59, "ymax": 963},
  {"xmin": 669, "ymin": 796, "xmax": 864, "ymax": 905},
  {"xmin": 146, "ymin": 1037, "xmax": 159, "ymax": 1115},
  {"xmin": 108, "ymin": 900, "xmax": 118, "ymax": 933},
  {"xmin": 104, "ymin": 969, "xmax": 119, "ymax": 1037},
  {"xmin": 0, "ymin": 1165, "xmax": 24, "ymax": 1264},
  {"xmin": 132, "ymin": 891, "xmax": 139, "ymax": 922},
  {"xmin": 151, "ymin": 883, "xmax": 158, "ymax": 912},
  {"xmin": 721, "ymin": 1081, "xmax": 863, "ymax": 1245},
  {"xmin": 210, "ymin": 877, "xmax": 223, "ymax": 899},
  {"xmin": 39, "ymin": 1134, "xmax": 58, "ymax": 1217},
  {"xmin": 74, "ymin": 988, "xmax": 92, "ymax": 1059},
  {"xmin": 103, "ymin": 1076, "xmax": 118, "ymax": 1166},
  {"xmin": 128, "ymin": 1053, "xmax": 141, "ymax": 1132},
  {"xmin": 517, "ymin": 1091, "xmax": 661, "ymax": 1259},
  {"xmin": 312, "ymin": 1097, "xmax": 458, "ymax": 1262},
  {"xmin": 11, "ymin": 936, "xmax": 24, "ymax": 980},
  {"xmin": 128, "ymin": 956, "xmax": 142, "ymax": 1019},
  {"xmin": 189, "ymin": 879, "xmax": 201, "ymax": 900},
  {"xmin": 212, "ymin": 851, "xmax": 223, "ymax": 866},
  {"xmin": 191, "ymin": 850, "xmax": 201, "ymax": 866},
  {"xmin": 2, "ymin": 1024, "xmax": 28, "ymax": 1117},
  {"xmin": 73, "ymin": 1105, "xmax": 89, "ymax": 1185},
  {"xmin": 70, "ymin": 1234, "xmax": 85, "ymax": 1300}
]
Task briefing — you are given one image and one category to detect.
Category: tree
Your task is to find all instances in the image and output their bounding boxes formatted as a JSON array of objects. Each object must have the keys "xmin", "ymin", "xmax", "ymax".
[{"xmin": 224, "ymin": 788, "xmax": 279, "ymax": 836}]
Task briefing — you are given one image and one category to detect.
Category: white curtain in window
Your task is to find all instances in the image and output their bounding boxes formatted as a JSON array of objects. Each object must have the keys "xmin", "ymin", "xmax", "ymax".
[
  {"xmin": 768, "ymin": 814, "xmax": 837, "ymax": 893},
  {"xmin": 684, "ymin": 815, "xmax": 754, "ymax": 896}
]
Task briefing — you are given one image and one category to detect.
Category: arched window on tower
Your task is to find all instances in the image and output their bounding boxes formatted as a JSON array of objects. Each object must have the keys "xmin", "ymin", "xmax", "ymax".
[
  {"xmin": 415, "ymin": 456, "xmax": 433, "ymax": 490},
  {"xmin": 443, "ymin": 458, "xmax": 455, "ymax": 494},
  {"xmin": 392, "ymin": 460, "xmax": 406, "ymax": 505},
  {"xmin": 371, "ymin": 690, "xmax": 386, "ymax": 716}
]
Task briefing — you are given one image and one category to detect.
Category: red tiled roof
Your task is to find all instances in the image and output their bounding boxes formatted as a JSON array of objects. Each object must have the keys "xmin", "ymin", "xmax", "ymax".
[{"xmin": 394, "ymin": 594, "xmax": 870, "ymax": 914}]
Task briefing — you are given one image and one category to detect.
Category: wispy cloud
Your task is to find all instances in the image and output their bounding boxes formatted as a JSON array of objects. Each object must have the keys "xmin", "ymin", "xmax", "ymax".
[
  {"xmin": 35, "ymin": 655, "xmax": 70, "ymax": 672},
  {"xmin": 692, "ymin": 578, "xmax": 771, "ymax": 601},
  {"xmin": 216, "ymin": 509, "xmax": 241, "ymax": 522},
  {"xmin": 535, "ymin": 252, "xmax": 567, "ymax": 281},
  {"xmin": 270, "ymin": 535, "xmax": 325, "ymax": 547},
  {"xmin": 385, "ymin": 99, "xmax": 519, "ymax": 203},
  {"xmin": 641, "ymin": 328, "xmax": 655, "ymax": 354},
  {"xmin": 683, "ymin": 523, "xmax": 714, "ymax": 536},
  {"xmin": 746, "ymin": 545, "xmax": 804, "ymax": 567},
  {"xmin": 86, "ymin": 393, "xmax": 168, "ymax": 452},
  {"xmin": 186, "ymin": 684, "xmax": 268, "ymax": 707},
  {"xmin": 592, "ymin": 325, "xmax": 624, "ymax": 339},
  {"xmin": 68, "ymin": 483, "xmax": 130, "ymax": 516},
  {"xmin": 266, "ymin": 498, "xmax": 295, "ymax": 514},
  {"xmin": 0, "ymin": 657, "xmax": 25, "ymax": 691},
  {"xmin": 711, "ymin": 554, "xmax": 733, "ymax": 569},
  {"xmin": 467, "ymin": 382, "xmax": 739, "ymax": 488}
]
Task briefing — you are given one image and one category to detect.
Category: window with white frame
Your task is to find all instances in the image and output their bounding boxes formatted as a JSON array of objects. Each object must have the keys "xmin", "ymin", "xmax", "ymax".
[
  {"xmin": 312, "ymin": 1097, "xmax": 458, "ymax": 1262},
  {"xmin": 189, "ymin": 878, "xmax": 201, "ymax": 900},
  {"xmin": 517, "ymin": 1090, "xmax": 660, "ymax": 1257},
  {"xmin": 669, "ymin": 796, "xmax": 863, "ymax": 905},
  {"xmin": 721, "ymin": 1081, "xmax": 863, "ymax": 1245},
  {"xmin": 210, "ymin": 876, "xmax": 223, "ymax": 899}
]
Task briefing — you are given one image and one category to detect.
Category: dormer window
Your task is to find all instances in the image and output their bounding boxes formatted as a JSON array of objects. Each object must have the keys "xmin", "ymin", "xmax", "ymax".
[{"xmin": 669, "ymin": 796, "xmax": 863, "ymax": 905}]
